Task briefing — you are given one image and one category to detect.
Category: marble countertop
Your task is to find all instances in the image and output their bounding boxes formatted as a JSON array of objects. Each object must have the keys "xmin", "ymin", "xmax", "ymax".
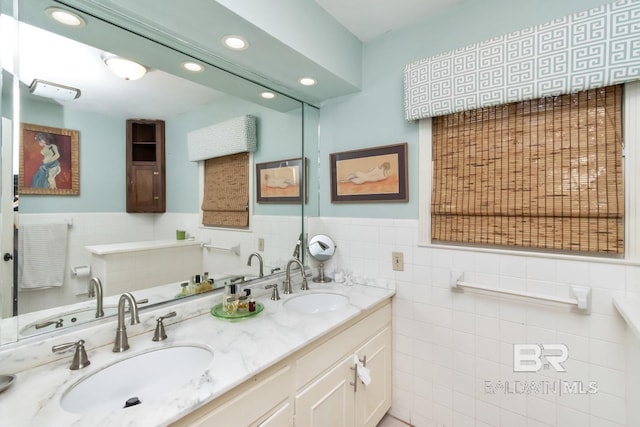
[
  {"xmin": 3, "ymin": 269, "xmax": 268, "ymax": 344},
  {"xmin": 0, "ymin": 279, "xmax": 394, "ymax": 427}
]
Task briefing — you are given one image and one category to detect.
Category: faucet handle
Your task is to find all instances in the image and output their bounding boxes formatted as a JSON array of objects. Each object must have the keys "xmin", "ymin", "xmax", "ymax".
[
  {"xmin": 36, "ymin": 318, "xmax": 63, "ymax": 330},
  {"xmin": 152, "ymin": 311, "xmax": 177, "ymax": 341},
  {"xmin": 52, "ymin": 339, "xmax": 90, "ymax": 370},
  {"xmin": 265, "ymin": 283, "xmax": 280, "ymax": 300}
]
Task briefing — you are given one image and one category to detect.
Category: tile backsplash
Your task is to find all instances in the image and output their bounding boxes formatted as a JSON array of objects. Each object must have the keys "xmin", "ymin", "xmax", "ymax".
[{"xmin": 308, "ymin": 216, "xmax": 639, "ymax": 427}]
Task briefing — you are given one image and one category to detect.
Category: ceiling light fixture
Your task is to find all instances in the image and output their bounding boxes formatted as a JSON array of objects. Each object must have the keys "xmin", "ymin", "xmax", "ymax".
[
  {"xmin": 222, "ymin": 35, "xmax": 248, "ymax": 50},
  {"xmin": 260, "ymin": 92, "xmax": 276, "ymax": 99},
  {"xmin": 29, "ymin": 79, "xmax": 81, "ymax": 101},
  {"xmin": 103, "ymin": 54, "xmax": 147, "ymax": 80},
  {"xmin": 45, "ymin": 7, "xmax": 86, "ymax": 28},
  {"xmin": 299, "ymin": 77, "xmax": 317, "ymax": 86},
  {"xmin": 182, "ymin": 61, "xmax": 204, "ymax": 72}
]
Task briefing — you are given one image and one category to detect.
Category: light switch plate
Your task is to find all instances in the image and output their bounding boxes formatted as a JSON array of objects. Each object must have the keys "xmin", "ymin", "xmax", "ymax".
[
  {"xmin": 258, "ymin": 238, "xmax": 264, "ymax": 252},
  {"xmin": 392, "ymin": 251, "xmax": 404, "ymax": 271}
]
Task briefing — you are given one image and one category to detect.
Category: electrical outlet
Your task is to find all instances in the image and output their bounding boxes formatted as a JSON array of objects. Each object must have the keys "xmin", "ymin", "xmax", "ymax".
[
  {"xmin": 392, "ymin": 251, "xmax": 404, "ymax": 271},
  {"xmin": 258, "ymin": 238, "xmax": 264, "ymax": 252}
]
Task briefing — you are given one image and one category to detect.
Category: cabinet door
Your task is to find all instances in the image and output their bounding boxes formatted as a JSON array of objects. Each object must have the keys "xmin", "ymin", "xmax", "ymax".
[
  {"xmin": 295, "ymin": 356, "xmax": 356, "ymax": 427},
  {"xmin": 127, "ymin": 164, "xmax": 163, "ymax": 212},
  {"xmin": 255, "ymin": 402, "xmax": 292, "ymax": 427},
  {"xmin": 355, "ymin": 326, "xmax": 392, "ymax": 427},
  {"xmin": 126, "ymin": 119, "xmax": 165, "ymax": 213}
]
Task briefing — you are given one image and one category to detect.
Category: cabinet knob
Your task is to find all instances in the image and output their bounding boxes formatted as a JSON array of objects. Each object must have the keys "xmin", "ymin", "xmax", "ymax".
[
  {"xmin": 153, "ymin": 171, "xmax": 159, "ymax": 175},
  {"xmin": 153, "ymin": 196, "xmax": 160, "ymax": 200}
]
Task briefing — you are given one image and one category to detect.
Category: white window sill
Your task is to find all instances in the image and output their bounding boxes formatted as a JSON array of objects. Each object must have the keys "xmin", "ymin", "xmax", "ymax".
[{"xmin": 613, "ymin": 296, "xmax": 640, "ymax": 341}]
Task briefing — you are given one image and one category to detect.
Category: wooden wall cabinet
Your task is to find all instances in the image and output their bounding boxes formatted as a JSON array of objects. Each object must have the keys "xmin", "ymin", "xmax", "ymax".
[{"xmin": 126, "ymin": 119, "xmax": 165, "ymax": 212}]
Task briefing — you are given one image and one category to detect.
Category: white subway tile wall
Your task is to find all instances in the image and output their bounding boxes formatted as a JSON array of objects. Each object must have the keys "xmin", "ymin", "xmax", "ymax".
[
  {"xmin": 16, "ymin": 213, "xmax": 301, "ymax": 313},
  {"xmin": 309, "ymin": 217, "xmax": 639, "ymax": 427}
]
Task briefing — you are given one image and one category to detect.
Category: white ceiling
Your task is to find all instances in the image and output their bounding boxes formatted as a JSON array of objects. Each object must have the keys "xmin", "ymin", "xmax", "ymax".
[
  {"xmin": 9, "ymin": 0, "xmax": 467, "ymax": 117},
  {"xmin": 16, "ymin": 21, "xmax": 222, "ymax": 119},
  {"xmin": 314, "ymin": 0, "xmax": 466, "ymax": 42}
]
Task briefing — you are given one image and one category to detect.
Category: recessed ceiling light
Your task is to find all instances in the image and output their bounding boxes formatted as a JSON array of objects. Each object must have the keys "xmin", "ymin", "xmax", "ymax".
[
  {"xmin": 103, "ymin": 54, "xmax": 147, "ymax": 81},
  {"xmin": 260, "ymin": 92, "xmax": 276, "ymax": 99},
  {"xmin": 182, "ymin": 61, "xmax": 204, "ymax": 72},
  {"xmin": 222, "ymin": 35, "xmax": 248, "ymax": 50},
  {"xmin": 45, "ymin": 7, "xmax": 86, "ymax": 27},
  {"xmin": 299, "ymin": 77, "xmax": 317, "ymax": 86}
]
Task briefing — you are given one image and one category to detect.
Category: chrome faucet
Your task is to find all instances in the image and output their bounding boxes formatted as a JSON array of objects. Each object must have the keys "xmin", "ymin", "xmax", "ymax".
[
  {"xmin": 283, "ymin": 258, "xmax": 309, "ymax": 294},
  {"xmin": 113, "ymin": 293, "xmax": 141, "ymax": 353},
  {"xmin": 52, "ymin": 339, "xmax": 90, "ymax": 370},
  {"xmin": 88, "ymin": 277, "xmax": 104, "ymax": 318},
  {"xmin": 247, "ymin": 252, "xmax": 264, "ymax": 277},
  {"xmin": 152, "ymin": 311, "xmax": 177, "ymax": 341}
]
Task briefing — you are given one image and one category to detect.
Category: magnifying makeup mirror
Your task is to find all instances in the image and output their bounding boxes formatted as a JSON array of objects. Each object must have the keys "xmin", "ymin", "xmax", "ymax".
[{"xmin": 308, "ymin": 234, "xmax": 336, "ymax": 283}]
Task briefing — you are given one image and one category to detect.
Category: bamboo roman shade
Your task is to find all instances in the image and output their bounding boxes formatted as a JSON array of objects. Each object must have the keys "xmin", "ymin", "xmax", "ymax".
[
  {"xmin": 202, "ymin": 152, "xmax": 249, "ymax": 228},
  {"xmin": 431, "ymin": 85, "xmax": 624, "ymax": 254}
]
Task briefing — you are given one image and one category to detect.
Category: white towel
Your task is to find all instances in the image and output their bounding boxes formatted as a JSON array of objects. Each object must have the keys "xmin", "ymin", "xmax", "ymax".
[{"xmin": 18, "ymin": 223, "xmax": 68, "ymax": 289}]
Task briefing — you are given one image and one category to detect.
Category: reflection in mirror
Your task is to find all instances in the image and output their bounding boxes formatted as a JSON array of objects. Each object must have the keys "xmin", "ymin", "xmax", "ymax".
[{"xmin": 0, "ymin": 0, "xmax": 315, "ymax": 345}]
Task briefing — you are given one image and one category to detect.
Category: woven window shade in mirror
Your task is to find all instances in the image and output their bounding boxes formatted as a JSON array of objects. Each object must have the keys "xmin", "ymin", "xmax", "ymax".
[
  {"xmin": 202, "ymin": 152, "xmax": 249, "ymax": 228},
  {"xmin": 431, "ymin": 85, "xmax": 623, "ymax": 254}
]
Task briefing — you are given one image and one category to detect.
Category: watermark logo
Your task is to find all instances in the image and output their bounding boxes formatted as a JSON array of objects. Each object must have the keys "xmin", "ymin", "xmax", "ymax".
[
  {"xmin": 484, "ymin": 380, "xmax": 598, "ymax": 395},
  {"xmin": 482, "ymin": 343, "xmax": 598, "ymax": 396},
  {"xmin": 513, "ymin": 343, "xmax": 568, "ymax": 372}
]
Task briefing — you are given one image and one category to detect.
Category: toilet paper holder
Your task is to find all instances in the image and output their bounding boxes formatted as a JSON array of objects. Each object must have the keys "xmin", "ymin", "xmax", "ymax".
[{"xmin": 70, "ymin": 265, "xmax": 91, "ymax": 278}]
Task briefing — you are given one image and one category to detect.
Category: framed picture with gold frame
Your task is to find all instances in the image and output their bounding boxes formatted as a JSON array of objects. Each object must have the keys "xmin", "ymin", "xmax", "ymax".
[
  {"xmin": 330, "ymin": 142, "xmax": 408, "ymax": 203},
  {"xmin": 19, "ymin": 123, "xmax": 79, "ymax": 195}
]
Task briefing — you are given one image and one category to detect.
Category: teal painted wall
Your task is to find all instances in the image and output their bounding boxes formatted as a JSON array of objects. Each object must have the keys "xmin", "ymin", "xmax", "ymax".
[
  {"xmin": 19, "ymin": 97, "xmax": 126, "ymax": 213},
  {"xmin": 19, "ymin": 94, "xmax": 303, "ymax": 216},
  {"xmin": 167, "ymin": 94, "xmax": 303, "ymax": 215},
  {"xmin": 318, "ymin": 0, "xmax": 612, "ymax": 219}
]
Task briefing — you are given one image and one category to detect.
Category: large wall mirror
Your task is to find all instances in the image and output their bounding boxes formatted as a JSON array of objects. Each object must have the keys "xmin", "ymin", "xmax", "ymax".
[{"xmin": 0, "ymin": 0, "xmax": 319, "ymax": 345}]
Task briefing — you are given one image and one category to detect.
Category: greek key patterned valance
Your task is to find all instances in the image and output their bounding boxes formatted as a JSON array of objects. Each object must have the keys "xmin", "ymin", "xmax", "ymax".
[
  {"xmin": 187, "ymin": 115, "xmax": 257, "ymax": 161},
  {"xmin": 403, "ymin": 0, "xmax": 640, "ymax": 120}
]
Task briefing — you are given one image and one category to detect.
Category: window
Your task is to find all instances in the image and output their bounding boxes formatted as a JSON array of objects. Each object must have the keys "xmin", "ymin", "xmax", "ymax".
[
  {"xmin": 426, "ymin": 85, "xmax": 624, "ymax": 255},
  {"xmin": 201, "ymin": 152, "xmax": 249, "ymax": 228}
]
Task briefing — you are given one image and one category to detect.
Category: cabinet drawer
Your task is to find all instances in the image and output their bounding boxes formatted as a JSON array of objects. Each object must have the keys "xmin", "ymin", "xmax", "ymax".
[
  {"xmin": 172, "ymin": 364, "xmax": 291, "ymax": 427},
  {"xmin": 295, "ymin": 302, "xmax": 390, "ymax": 390}
]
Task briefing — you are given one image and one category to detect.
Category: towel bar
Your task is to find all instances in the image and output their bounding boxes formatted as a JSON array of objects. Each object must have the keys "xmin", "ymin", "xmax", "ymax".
[
  {"xmin": 201, "ymin": 242, "xmax": 240, "ymax": 256},
  {"xmin": 450, "ymin": 271, "xmax": 591, "ymax": 314}
]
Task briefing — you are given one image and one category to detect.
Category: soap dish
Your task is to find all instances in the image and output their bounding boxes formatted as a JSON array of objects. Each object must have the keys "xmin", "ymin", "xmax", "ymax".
[
  {"xmin": 0, "ymin": 374, "xmax": 16, "ymax": 393},
  {"xmin": 211, "ymin": 302, "xmax": 264, "ymax": 320}
]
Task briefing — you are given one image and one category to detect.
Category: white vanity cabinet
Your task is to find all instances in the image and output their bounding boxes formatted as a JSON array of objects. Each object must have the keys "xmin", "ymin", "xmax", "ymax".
[
  {"xmin": 294, "ymin": 305, "xmax": 391, "ymax": 427},
  {"xmin": 355, "ymin": 326, "xmax": 392, "ymax": 427},
  {"xmin": 172, "ymin": 301, "xmax": 391, "ymax": 427},
  {"xmin": 172, "ymin": 363, "xmax": 294, "ymax": 427},
  {"xmin": 295, "ymin": 353, "xmax": 356, "ymax": 426}
]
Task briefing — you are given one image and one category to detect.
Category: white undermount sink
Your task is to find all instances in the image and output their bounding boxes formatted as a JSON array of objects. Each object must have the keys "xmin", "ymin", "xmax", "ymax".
[
  {"xmin": 61, "ymin": 345, "xmax": 213, "ymax": 415},
  {"xmin": 284, "ymin": 292, "xmax": 349, "ymax": 314}
]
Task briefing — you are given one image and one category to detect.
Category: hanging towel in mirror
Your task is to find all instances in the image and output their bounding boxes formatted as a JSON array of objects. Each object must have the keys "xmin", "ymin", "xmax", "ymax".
[{"xmin": 18, "ymin": 223, "xmax": 68, "ymax": 289}]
